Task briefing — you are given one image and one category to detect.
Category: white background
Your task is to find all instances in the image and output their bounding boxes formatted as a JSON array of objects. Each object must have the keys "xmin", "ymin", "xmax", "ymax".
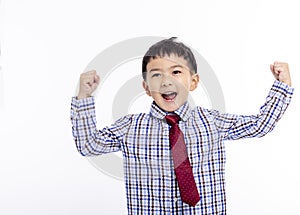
[{"xmin": 1, "ymin": 0, "xmax": 300, "ymax": 214}]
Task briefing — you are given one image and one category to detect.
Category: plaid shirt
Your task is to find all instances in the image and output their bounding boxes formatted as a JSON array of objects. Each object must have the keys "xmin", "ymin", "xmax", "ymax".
[{"xmin": 71, "ymin": 80, "xmax": 293, "ymax": 215}]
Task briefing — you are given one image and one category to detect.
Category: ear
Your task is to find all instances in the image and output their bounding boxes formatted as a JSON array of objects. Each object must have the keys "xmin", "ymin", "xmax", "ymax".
[
  {"xmin": 189, "ymin": 74, "xmax": 200, "ymax": 91},
  {"xmin": 142, "ymin": 80, "xmax": 151, "ymax": 96}
]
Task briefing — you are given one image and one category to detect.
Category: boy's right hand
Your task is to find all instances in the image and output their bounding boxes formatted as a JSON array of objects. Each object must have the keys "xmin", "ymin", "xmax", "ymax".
[{"xmin": 77, "ymin": 70, "xmax": 100, "ymax": 99}]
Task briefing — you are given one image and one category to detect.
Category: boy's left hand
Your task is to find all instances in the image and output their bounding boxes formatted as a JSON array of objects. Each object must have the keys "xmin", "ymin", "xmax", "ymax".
[{"xmin": 270, "ymin": 62, "xmax": 291, "ymax": 86}]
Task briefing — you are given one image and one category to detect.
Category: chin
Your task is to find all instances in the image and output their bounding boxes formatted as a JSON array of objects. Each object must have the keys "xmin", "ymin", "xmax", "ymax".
[{"xmin": 159, "ymin": 102, "xmax": 181, "ymax": 112}]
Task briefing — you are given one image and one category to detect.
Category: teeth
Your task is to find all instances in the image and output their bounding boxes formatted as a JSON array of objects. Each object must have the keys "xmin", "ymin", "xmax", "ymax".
[
  {"xmin": 162, "ymin": 92, "xmax": 177, "ymax": 100},
  {"xmin": 163, "ymin": 92, "xmax": 175, "ymax": 95}
]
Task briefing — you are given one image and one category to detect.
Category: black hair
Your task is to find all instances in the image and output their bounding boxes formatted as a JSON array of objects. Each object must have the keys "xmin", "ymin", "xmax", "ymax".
[{"xmin": 142, "ymin": 37, "xmax": 197, "ymax": 80}]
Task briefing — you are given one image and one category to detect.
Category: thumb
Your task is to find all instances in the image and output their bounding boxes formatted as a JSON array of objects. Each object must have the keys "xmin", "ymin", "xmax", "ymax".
[
  {"xmin": 94, "ymin": 74, "xmax": 100, "ymax": 84},
  {"xmin": 270, "ymin": 64, "xmax": 277, "ymax": 76},
  {"xmin": 91, "ymin": 74, "xmax": 100, "ymax": 91},
  {"xmin": 270, "ymin": 64, "xmax": 274, "ymax": 72}
]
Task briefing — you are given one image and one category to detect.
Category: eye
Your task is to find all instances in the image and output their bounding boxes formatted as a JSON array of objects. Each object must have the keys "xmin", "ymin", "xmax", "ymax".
[
  {"xmin": 151, "ymin": 73, "xmax": 161, "ymax": 78},
  {"xmin": 173, "ymin": 70, "xmax": 182, "ymax": 75}
]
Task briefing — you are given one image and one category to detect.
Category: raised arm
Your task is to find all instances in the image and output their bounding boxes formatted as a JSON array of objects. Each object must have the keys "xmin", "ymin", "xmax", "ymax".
[
  {"xmin": 210, "ymin": 62, "xmax": 294, "ymax": 140},
  {"xmin": 70, "ymin": 70, "xmax": 132, "ymax": 156}
]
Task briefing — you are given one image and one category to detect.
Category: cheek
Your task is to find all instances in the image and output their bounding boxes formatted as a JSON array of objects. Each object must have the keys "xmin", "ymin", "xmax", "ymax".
[
  {"xmin": 148, "ymin": 80, "xmax": 161, "ymax": 92},
  {"xmin": 178, "ymin": 79, "xmax": 191, "ymax": 91}
]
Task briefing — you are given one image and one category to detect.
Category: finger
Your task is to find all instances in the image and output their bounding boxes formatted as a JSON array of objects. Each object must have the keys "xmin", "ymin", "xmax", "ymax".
[
  {"xmin": 85, "ymin": 80, "xmax": 93, "ymax": 88},
  {"xmin": 274, "ymin": 61, "xmax": 282, "ymax": 66},
  {"xmin": 273, "ymin": 62, "xmax": 284, "ymax": 72},
  {"xmin": 94, "ymin": 74, "xmax": 100, "ymax": 84},
  {"xmin": 270, "ymin": 64, "xmax": 279, "ymax": 79},
  {"xmin": 270, "ymin": 68, "xmax": 275, "ymax": 76},
  {"xmin": 273, "ymin": 64, "xmax": 282, "ymax": 74},
  {"xmin": 274, "ymin": 61, "xmax": 287, "ymax": 65},
  {"xmin": 270, "ymin": 64, "xmax": 274, "ymax": 72},
  {"xmin": 82, "ymin": 72, "xmax": 97, "ymax": 79},
  {"xmin": 274, "ymin": 62, "xmax": 289, "ymax": 69},
  {"xmin": 81, "ymin": 73, "xmax": 97, "ymax": 84},
  {"xmin": 270, "ymin": 69, "xmax": 278, "ymax": 78},
  {"xmin": 270, "ymin": 64, "xmax": 276, "ymax": 75},
  {"xmin": 86, "ymin": 75, "xmax": 97, "ymax": 86},
  {"xmin": 274, "ymin": 70, "xmax": 280, "ymax": 75},
  {"xmin": 91, "ymin": 81, "xmax": 99, "ymax": 91},
  {"xmin": 86, "ymin": 69, "xmax": 96, "ymax": 75}
]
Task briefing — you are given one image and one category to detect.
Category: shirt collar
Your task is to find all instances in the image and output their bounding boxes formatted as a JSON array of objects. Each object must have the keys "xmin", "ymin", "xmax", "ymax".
[{"xmin": 149, "ymin": 101, "xmax": 192, "ymax": 122}]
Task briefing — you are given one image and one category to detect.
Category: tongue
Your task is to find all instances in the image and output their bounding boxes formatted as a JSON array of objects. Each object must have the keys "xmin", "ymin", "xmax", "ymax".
[{"xmin": 162, "ymin": 93, "xmax": 176, "ymax": 100}]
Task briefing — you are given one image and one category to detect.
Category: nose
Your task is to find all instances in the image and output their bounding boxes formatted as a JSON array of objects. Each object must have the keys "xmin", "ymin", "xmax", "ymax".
[{"xmin": 161, "ymin": 74, "xmax": 173, "ymax": 87}]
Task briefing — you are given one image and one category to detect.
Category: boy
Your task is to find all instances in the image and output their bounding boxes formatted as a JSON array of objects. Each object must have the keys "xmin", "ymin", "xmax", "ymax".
[{"xmin": 71, "ymin": 37, "xmax": 293, "ymax": 214}]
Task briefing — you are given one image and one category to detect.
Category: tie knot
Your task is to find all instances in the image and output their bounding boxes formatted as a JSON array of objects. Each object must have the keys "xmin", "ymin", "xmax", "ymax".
[{"xmin": 165, "ymin": 114, "xmax": 181, "ymax": 125}]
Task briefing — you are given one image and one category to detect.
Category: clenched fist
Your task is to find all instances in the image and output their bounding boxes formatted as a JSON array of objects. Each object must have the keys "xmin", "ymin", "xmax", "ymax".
[
  {"xmin": 77, "ymin": 70, "xmax": 100, "ymax": 99},
  {"xmin": 270, "ymin": 62, "xmax": 291, "ymax": 86}
]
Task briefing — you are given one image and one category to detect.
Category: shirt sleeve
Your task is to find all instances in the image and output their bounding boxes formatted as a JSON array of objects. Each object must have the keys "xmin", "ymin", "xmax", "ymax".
[
  {"xmin": 209, "ymin": 80, "xmax": 294, "ymax": 141},
  {"xmin": 70, "ymin": 96, "xmax": 132, "ymax": 156}
]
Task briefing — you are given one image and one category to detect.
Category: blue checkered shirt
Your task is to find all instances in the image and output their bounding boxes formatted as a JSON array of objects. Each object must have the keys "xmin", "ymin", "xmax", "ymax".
[{"xmin": 71, "ymin": 80, "xmax": 293, "ymax": 215}]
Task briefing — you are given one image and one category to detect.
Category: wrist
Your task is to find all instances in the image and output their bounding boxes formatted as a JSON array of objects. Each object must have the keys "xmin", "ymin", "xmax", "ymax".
[
  {"xmin": 77, "ymin": 93, "xmax": 90, "ymax": 100},
  {"xmin": 280, "ymin": 79, "xmax": 291, "ymax": 87}
]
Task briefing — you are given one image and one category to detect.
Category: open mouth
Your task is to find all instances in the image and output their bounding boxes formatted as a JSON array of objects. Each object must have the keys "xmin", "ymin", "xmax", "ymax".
[{"xmin": 161, "ymin": 92, "xmax": 177, "ymax": 101}]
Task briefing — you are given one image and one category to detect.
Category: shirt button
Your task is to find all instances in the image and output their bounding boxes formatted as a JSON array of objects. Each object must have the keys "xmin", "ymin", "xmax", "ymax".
[{"xmin": 174, "ymin": 197, "xmax": 178, "ymax": 202}]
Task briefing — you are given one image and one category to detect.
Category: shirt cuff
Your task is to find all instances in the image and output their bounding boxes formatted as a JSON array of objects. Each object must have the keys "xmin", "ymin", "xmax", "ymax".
[
  {"xmin": 71, "ymin": 96, "xmax": 96, "ymax": 118},
  {"xmin": 269, "ymin": 80, "xmax": 294, "ymax": 104}
]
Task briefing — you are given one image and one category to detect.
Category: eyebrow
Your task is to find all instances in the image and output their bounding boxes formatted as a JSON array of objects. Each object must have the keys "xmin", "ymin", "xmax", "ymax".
[{"xmin": 149, "ymin": 65, "xmax": 184, "ymax": 73}]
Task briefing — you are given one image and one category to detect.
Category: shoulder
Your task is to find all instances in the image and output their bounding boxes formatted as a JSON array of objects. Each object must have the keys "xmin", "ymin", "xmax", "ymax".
[
  {"xmin": 115, "ymin": 112, "xmax": 151, "ymax": 124},
  {"xmin": 192, "ymin": 105, "xmax": 218, "ymax": 118},
  {"xmin": 191, "ymin": 106, "xmax": 230, "ymax": 125}
]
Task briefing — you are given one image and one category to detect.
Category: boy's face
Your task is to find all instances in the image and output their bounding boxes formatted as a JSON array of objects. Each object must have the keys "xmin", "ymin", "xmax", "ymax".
[{"xmin": 143, "ymin": 54, "xmax": 199, "ymax": 112}]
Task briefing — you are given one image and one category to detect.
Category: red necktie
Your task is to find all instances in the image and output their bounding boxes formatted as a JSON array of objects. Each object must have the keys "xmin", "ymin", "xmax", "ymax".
[{"xmin": 165, "ymin": 114, "xmax": 200, "ymax": 206}]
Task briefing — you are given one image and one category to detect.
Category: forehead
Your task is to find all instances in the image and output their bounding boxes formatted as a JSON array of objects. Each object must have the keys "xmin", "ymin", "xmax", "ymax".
[{"xmin": 146, "ymin": 54, "xmax": 190, "ymax": 71}]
